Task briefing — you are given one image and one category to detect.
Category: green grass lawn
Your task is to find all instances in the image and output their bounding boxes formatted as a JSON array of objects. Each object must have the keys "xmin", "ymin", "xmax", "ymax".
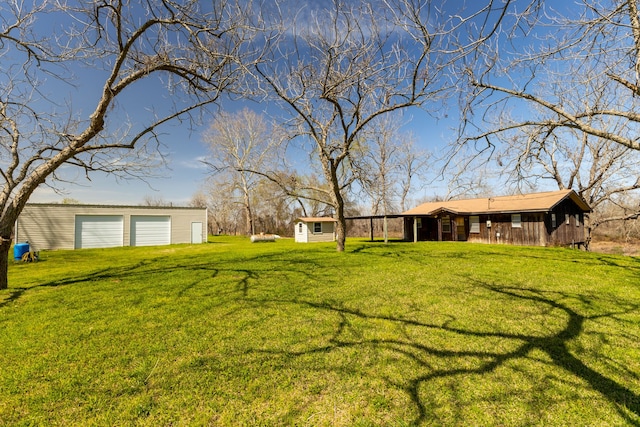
[{"xmin": 1, "ymin": 236, "xmax": 639, "ymax": 426}]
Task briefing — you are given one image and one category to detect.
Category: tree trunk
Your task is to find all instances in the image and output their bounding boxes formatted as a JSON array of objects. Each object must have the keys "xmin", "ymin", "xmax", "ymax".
[
  {"xmin": 0, "ymin": 238, "xmax": 11, "ymax": 290},
  {"xmin": 326, "ymin": 161, "xmax": 346, "ymax": 252},
  {"xmin": 335, "ymin": 212, "xmax": 346, "ymax": 252},
  {"xmin": 334, "ymin": 181, "xmax": 347, "ymax": 252},
  {"xmin": 0, "ymin": 205, "xmax": 22, "ymax": 290},
  {"xmin": 243, "ymin": 190, "xmax": 254, "ymax": 235}
]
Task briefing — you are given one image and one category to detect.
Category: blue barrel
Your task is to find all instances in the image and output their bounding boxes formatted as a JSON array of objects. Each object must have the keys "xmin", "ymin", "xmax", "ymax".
[{"xmin": 13, "ymin": 242, "xmax": 30, "ymax": 261}]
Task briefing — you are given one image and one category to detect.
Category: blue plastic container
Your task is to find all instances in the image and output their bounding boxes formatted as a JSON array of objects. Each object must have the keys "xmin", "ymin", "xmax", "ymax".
[{"xmin": 13, "ymin": 242, "xmax": 30, "ymax": 261}]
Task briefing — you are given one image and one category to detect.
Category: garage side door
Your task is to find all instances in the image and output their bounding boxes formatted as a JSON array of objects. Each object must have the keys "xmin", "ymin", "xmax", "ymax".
[
  {"xmin": 131, "ymin": 215, "xmax": 171, "ymax": 247},
  {"xmin": 191, "ymin": 222, "xmax": 203, "ymax": 244},
  {"xmin": 75, "ymin": 215, "xmax": 124, "ymax": 249}
]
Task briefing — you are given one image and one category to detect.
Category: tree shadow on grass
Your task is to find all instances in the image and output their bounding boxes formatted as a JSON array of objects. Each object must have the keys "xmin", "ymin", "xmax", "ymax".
[
  {"xmin": 0, "ymin": 251, "xmax": 327, "ymax": 307},
  {"xmin": 357, "ymin": 241, "xmax": 640, "ymax": 280},
  {"xmin": 249, "ymin": 283, "xmax": 640, "ymax": 425},
  {"xmin": 0, "ymin": 263, "xmax": 144, "ymax": 308},
  {"xmin": 1, "ymin": 259, "xmax": 196, "ymax": 308}
]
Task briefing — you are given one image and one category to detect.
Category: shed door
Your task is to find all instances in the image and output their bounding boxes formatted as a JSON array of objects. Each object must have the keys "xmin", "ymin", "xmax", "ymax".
[
  {"xmin": 295, "ymin": 222, "xmax": 308, "ymax": 243},
  {"xmin": 75, "ymin": 215, "xmax": 124, "ymax": 249},
  {"xmin": 131, "ymin": 216, "xmax": 171, "ymax": 247},
  {"xmin": 191, "ymin": 222, "xmax": 203, "ymax": 244}
]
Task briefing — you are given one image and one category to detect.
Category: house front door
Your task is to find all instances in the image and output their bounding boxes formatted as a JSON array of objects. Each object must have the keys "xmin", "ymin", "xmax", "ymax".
[{"xmin": 456, "ymin": 217, "xmax": 466, "ymax": 241}]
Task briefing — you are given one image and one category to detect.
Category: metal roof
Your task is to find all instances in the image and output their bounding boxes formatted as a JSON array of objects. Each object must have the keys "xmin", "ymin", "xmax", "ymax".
[
  {"xmin": 402, "ymin": 189, "xmax": 591, "ymax": 216},
  {"xmin": 24, "ymin": 203, "xmax": 205, "ymax": 211},
  {"xmin": 296, "ymin": 217, "xmax": 337, "ymax": 223}
]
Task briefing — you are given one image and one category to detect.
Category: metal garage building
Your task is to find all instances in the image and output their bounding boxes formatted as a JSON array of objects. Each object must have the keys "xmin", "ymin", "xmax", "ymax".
[{"xmin": 15, "ymin": 203, "xmax": 207, "ymax": 250}]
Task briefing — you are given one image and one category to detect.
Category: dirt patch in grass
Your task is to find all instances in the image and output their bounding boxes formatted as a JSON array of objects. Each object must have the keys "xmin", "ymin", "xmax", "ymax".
[{"xmin": 589, "ymin": 238, "xmax": 640, "ymax": 256}]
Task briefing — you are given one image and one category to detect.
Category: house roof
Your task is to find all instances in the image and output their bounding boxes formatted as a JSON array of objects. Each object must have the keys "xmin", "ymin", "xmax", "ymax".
[
  {"xmin": 296, "ymin": 217, "xmax": 337, "ymax": 223},
  {"xmin": 402, "ymin": 189, "xmax": 591, "ymax": 216}
]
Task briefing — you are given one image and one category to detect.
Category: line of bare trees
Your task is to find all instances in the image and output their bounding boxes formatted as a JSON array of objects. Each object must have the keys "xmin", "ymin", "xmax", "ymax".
[{"xmin": 199, "ymin": 108, "xmax": 430, "ymax": 237}]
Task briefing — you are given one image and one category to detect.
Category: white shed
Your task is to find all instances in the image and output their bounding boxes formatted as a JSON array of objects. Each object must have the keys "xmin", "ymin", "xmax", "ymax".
[
  {"xmin": 15, "ymin": 203, "xmax": 207, "ymax": 251},
  {"xmin": 294, "ymin": 217, "xmax": 337, "ymax": 243}
]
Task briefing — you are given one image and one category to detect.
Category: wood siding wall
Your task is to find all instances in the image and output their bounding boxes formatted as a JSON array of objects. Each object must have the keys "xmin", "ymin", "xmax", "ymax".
[
  {"xmin": 466, "ymin": 213, "xmax": 547, "ymax": 246},
  {"xmin": 306, "ymin": 221, "xmax": 336, "ymax": 243},
  {"xmin": 16, "ymin": 204, "xmax": 207, "ymax": 250},
  {"xmin": 546, "ymin": 199, "xmax": 587, "ymax": 246}
]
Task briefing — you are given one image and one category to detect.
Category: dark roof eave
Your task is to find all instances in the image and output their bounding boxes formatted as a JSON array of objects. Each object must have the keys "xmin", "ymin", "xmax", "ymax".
[{"xmin": 345, "ymin": 214, "xmax": 405, "ymax": 220}]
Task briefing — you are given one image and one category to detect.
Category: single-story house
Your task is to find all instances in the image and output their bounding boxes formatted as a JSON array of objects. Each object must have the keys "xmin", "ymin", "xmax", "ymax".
[
  {"xmin": 402, "ymin": 189, "xmax": 591, "ymax": 247},
  {"xmin": 294, "ymin": 217, "xmax": 337, "ymax": 243},
  {"xmin": 15, "ymin": 203, "xmax": 207, "ymax": 250}
]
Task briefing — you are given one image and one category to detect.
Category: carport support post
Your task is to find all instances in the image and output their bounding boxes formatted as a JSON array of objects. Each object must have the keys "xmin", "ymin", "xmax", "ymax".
[
  {"xmin": 413, "ymin": 217, "xmax": 418, "ymax": 243},
  {"xmin": 370, "ymin": 217, "xmax": 374, "ymax": 241}
]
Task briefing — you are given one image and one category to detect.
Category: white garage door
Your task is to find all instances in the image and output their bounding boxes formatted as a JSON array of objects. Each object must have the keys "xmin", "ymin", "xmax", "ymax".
[
  {"xmin": 75, "ymin": 215, "xmax": 124, "ymax": 249},
  {"xmin": 131, "ymin": 216, "xmax": 171, "ymax": 247}
]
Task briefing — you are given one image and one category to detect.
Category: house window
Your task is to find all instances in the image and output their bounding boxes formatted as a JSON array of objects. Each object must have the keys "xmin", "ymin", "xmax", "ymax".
[
  {"xmin": 551, "ymin": 213, "xmax": 556, "ymax": 228},
  {"xmin": 565, "ymin": 214, "xmax": 570, "ymax": 225},
  {"xmin": 575, "ymin": 213, "xmax": 580, "ymax": 227},
  {"xmin": 442, "ymin": 216, "xmax": 451, "ymax": 233},
  {"xmin": 512, "ymin": 213, "xmax": 522, "ymax": 228},
  {"xmin": 298, "ymin": 223, "xmax": 303, "ymax": 233},
  {"xmin": 470, "ymin": 216, "xmax": 480, "ymax": 233},
  {"xmin": 313, "ymin": 222, "xmax": 322, "ymax": 233}
]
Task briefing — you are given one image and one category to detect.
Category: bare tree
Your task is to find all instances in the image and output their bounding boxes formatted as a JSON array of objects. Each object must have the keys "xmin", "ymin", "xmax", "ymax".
[
  {"xmin": 494, "ymin": 120, "xmax": 640, "ymax": 231},
  {"xmin": 201, "ymin": 168, "xmax": 303, "ymax": 237},
  {"xmin": 261, "ymin": 171, "xmax": 338, "ymax": 217},
  {"xmin": 396, "ymin": 136, "xmax": 430, "ymax": 212},
  {"xmin": 203, "ymin": 174, "xmax": 243, "ymax": 236},
  {"xmin": 0, "ymin": 0, "xmax": 250, "ymax": 288},
  {"xmin": 357, "ymin": 115, "xmax": 430, "ymax": 215},
  {"xmin": 459, "ymin": 1, "xmax": 640, "ymax": 172},
  {"xmin": 358, "ymin": 117, "xmax": 402, "ymax": 216},
  {"xmin": 250, "ymin": 178, "xmax": 297, "ymax": 236},
  {"xmin": 189, "ymin": 191, "xmax": 208, "ymax": 209},
  {"xmin": 253, "ymin": 0, "xmax": 500, "ymax": 251},
  {"xmin": 141, "ymin": 195, "xmax": 170, "ymax": 207},
  {"xmin": 202, "ymin": 108, "xmax": 280, "ymax": 235}
]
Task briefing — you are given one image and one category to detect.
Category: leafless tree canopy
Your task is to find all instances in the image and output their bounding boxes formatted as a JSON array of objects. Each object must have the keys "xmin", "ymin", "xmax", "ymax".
[
  {"xmin": 0, "ymin": 0, "xmax": 252, "ymax": 288},
  {"xmin": 459, "ymin": 0, "xmax": 640, "ymax": 157},
  {"xmin": 202, "ymin": 108, "xmax": 282, "ymax": 235},
  {"xmin": 0, "ymin": 0, "xmax": 533, "ymax": 288},
  {"xmin": 355, "ymin": 114, "xmax": 430, "ymax": 215}
]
